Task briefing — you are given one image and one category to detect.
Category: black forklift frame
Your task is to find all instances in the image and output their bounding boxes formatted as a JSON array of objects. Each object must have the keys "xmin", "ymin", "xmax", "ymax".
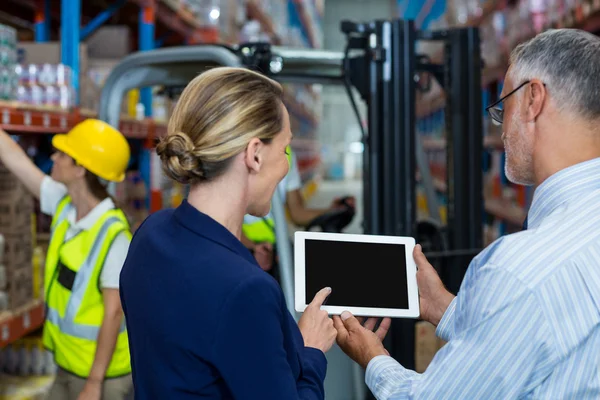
[
  {"xmin": 98, "ymin": 18, "xmax": 483, "ymax": 380},
  {"xmin": 338, "ymin": 20, "xmax": 483, "ymax": 369}
]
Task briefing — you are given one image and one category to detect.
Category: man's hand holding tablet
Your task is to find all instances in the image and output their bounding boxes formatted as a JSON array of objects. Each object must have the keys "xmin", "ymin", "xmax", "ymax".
[
  {"xmin": 333, "ymin": 314, "xmax": 391, "ymax": 368},
  {"xmin": 414, "ymin": 244, "xmax": 456, "ymax": 326},
  {"xmin": 332, "ymin": 244, "xmax": 455, "ymax": 368}
]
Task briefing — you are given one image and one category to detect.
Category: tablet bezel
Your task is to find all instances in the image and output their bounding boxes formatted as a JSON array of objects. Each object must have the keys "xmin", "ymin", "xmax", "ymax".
[{"xmin": 294, "ymin": 231, "xmax": 420, "ymax": 319}]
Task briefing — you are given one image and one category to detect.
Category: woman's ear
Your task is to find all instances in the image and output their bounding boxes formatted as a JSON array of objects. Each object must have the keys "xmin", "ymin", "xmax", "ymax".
[{"xmin": 245, "ymin": 138, "xmax": 263, "ymax": 174}]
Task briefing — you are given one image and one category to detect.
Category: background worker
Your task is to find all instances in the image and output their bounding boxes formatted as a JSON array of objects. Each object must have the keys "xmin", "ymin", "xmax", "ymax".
[
  {"xmin": 241, "ymin": 146, "xmax": 356, "ymax": 272},
  {"xmin": 0, "ymin": 120, "xmax": 133, "ymax": 400}
]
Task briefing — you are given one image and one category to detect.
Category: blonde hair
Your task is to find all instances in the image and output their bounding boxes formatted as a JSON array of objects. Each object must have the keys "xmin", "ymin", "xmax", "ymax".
[{"xmin": 156, "ymin": 67, "xmax": 284, "ymax": 184}]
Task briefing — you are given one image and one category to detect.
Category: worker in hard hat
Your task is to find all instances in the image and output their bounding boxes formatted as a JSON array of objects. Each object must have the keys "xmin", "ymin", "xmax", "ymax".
[
  {"xmin": 241, "ymin": 145, "xmax": 356, "ymax": 273},
  {"xmin": 0, "ymin": 119, "xmax": 132, "ymax": 400}
]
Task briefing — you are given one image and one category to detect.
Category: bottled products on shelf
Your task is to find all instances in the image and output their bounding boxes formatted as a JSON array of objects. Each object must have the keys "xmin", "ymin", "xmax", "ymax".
[
  {"xmin": 0, "ymin": 24, "xmax": 18, "ymax": 101},
  {"xmin": 239, "ymin": 20, "xmax": 273, "ymax": 42},
  {"xmin": 0, "ymin": 332, "xmax": 55, "ymax": 400},
  {"xmin": 0, "ymin": 335, "xmax": 57, "ymax": 376},
  {"xmin": 480, "ymin": 17, "xmax": 502, "ymax": 71},
  {"xmin": 182, "ymin": 0, "xmax": 222, "ymax": 26},
  {"xmin": 286, "ymin": 26, "xmax": 308, "ymax": 47},
  {"xmin": 217, "ymin": 0, "xmax": 246, "ymax": 42},
  {"xmin": 15, "ymin": 63, "xmax": 75, "ymax": 109},
  {"xmin": 284, "ymin": 83, "xmax": 322, "ymax": 182},
  {"xmin": 264, "ymin": 0, "xmax": 290, "ymax": 38}
]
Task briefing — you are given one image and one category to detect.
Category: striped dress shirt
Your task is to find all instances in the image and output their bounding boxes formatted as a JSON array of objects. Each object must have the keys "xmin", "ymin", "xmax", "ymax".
[{"xmin": 366, "ymin": 157, "xmax": 600, "ymax": 399}]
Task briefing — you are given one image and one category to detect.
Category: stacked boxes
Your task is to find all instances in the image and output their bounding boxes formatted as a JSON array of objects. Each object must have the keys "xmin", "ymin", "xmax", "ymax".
[
  {"xmin": 113, "ymin": 171, "xmax": 149, "ymax": 233},
  {"xmin": 0, "ymin": 162, "xmax": 34, "ymax": 311}
]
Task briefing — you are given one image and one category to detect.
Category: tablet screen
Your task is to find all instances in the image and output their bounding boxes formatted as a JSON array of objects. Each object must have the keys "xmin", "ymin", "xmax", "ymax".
[{"xmin": 304, "ymin": 239, "xmax": 409, "ymax": 309}]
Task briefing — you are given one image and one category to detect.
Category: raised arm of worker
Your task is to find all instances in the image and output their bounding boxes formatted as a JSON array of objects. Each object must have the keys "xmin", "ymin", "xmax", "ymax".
[
  {"xmin": 285, "ymin": 152, "xmax": 354, "ymax": 227},
  {"xmin": 334, "ymin": 245, "xmax": 557, "ymax": 399},
  {"xmin": 0, "ymin": 127, "xmax": 45, "ymax": 198}
]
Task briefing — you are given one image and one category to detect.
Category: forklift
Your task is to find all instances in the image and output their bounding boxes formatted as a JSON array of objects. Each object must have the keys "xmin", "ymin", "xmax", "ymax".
[{"xmin": 99, "ymin": 18, "xmax": 483, "ymax": 400}]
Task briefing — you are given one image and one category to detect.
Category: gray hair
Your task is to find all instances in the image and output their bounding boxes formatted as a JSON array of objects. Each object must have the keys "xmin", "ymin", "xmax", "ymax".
[{"xmin": 509, "ymin": 29, "xmax": 600, "ymax": 121}]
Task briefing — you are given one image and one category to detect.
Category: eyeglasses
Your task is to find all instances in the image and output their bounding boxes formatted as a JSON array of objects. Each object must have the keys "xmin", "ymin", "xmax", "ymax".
[{"xmin": 485, "ymin": 80, "xmax": 531, "ymax": 126}]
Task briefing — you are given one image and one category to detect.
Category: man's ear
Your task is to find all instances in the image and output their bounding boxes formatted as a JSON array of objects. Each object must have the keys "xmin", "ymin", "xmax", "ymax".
[
  {"xmin": 245, "ymin": 138, "xmax": 264, "ymax": 174},
  {"xmin": 526, "ymin": 79, "xmax": 546, "ymax": 122}
]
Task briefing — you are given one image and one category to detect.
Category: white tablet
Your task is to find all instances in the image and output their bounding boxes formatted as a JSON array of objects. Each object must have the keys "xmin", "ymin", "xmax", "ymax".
[{"xmin": 294, "ymin": 231, "xmax": 419, "ymax": 319}]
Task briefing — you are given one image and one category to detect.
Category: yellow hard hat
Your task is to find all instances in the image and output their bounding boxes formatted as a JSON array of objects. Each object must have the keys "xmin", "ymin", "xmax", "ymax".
[{"xmin": 52, "ymin": 119, "xmax": 130, "ymax": 182}]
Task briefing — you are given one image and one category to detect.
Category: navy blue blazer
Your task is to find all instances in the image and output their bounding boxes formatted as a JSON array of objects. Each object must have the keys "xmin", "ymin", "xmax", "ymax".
[{"xmin": 120, "ymin": 200, "xmax": 327, "ymax": 399}]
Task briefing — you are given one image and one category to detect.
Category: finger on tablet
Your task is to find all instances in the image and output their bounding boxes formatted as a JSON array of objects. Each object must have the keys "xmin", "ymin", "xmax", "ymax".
[
  {"xmin": 356, "ymin": 316, "xmax": 365, "ymax": 325},
  {"xmin": 310, "ymin": 287, "xmax": 332, "ymax": 307},
  {"xmin": 363, "ymin": 318, "xmax": 378, "ymax": 332},
  {"xmin": 375, "ymin": 318, "xmax": 392, "ymax": 341}
]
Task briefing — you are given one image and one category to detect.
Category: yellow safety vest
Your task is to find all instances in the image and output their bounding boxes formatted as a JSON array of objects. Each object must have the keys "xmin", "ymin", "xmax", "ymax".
[
  {"xmin": 42, "ymin": 196, "xmax": 132, "ymax": 379},
  {"xmin": 242, "ymin": 146, "xmax": 293, "ymax": 244}
]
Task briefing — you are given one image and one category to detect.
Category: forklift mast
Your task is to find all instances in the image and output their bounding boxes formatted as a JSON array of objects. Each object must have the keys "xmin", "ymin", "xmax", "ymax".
[{"xmin": 340, "ymin": 20, "xmax": 483, "ymax": 369}]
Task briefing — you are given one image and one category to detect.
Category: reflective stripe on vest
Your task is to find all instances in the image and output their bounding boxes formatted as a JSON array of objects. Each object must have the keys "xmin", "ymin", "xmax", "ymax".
[
  {"xmin": 243, "ymin": 146, "xmax": 293, "ymax": 244},
  {"xmin": 50, "ymin": 196, "xmax": 72, "ymax": 233}
]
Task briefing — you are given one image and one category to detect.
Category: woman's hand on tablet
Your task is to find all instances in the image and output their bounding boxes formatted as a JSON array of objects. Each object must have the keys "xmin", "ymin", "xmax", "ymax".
[
  {"xmin": 298, "ymin": 287, "xmax": 337, "ymax": 353},
  {"xmin": 333, "ymin": 312, "xmax": 391, "ymax": 369},
  {"xmin": 414, "ymin": 244, "xmax": 455, "ymax": 326}
]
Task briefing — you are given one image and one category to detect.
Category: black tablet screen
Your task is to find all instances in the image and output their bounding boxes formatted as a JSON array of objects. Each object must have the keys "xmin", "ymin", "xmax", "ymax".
[{"xmin": 304, "ymin": 239, "xmax": 409, "ymax": 309}]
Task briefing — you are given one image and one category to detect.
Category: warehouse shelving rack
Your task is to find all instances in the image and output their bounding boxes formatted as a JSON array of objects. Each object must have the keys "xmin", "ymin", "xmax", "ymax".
[
  {"xmin": 414, "ymin": 0, "xmax": 600, "ymax": 233},
  {"xmin": 0, "ymin": 0, "xmax": 324, "ymax": 348}
]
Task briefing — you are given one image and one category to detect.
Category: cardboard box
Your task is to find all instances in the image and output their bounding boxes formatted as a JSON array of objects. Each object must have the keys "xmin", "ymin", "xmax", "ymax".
[
  {"xmin": 415, "ymin": 321, "xmax": 439, "ymax": 373},
  {"xmin": 0, "ymin": 199, "xmax": 33, "ymax": 235},
  {"xmin": 0, "ymin": 265, "xmax": 6, "ymax": 290},
  {"xmin": 18, "ymin": 42, "xmax": 88, "ymax": 80},
  {"xmin": 0, "ymin": 162, "xmax": 34, "ymax": 309},
  {"xmin": 0, "ymin": 164, "xmax": 34, "ymax": 235},
  {"xmin": 5, "ymin": 266, "xmax": 33, "ymax": 309},
  {"xmin": 86, "ymin": 26, "xmax": 131, "ymax": 59},
  {"xmin": 86, "ymin": 58, "xmax": 128, "ymax": 114},
  {"xmin": 4, "ymin": 232, "xmax": 33, "ymax": 269},
  {"xmin": 415, "ymin": 321, "xmax": 449, "ymax": 372},
  {"xmin": 80, "ymin": 74, "xmax": 102, "ymax": 112}
]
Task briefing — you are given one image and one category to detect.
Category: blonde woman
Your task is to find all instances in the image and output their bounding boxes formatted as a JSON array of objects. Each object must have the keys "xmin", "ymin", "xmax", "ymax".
[{"xmin": 120, "ymin": 67, "xmax": 336, "ymax": 399}]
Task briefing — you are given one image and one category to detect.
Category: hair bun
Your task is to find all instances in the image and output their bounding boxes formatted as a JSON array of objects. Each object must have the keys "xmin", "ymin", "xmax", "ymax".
[{"xmin": 156, "ymin": 132, "xmax": 205, "ymax": 184}]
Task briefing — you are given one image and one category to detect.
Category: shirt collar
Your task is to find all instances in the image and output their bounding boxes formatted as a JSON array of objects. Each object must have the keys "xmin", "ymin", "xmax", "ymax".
[
  {"xmin": 173, "ymin": 200, "xmax": 258, "ymax": 266},
  {"xmin": 68, "ymin": 197, "xmax": 116, "ymax": 230},
  {"xmin": 527, "ymin": 157, "xmax": 600, "ymax": 229}
]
